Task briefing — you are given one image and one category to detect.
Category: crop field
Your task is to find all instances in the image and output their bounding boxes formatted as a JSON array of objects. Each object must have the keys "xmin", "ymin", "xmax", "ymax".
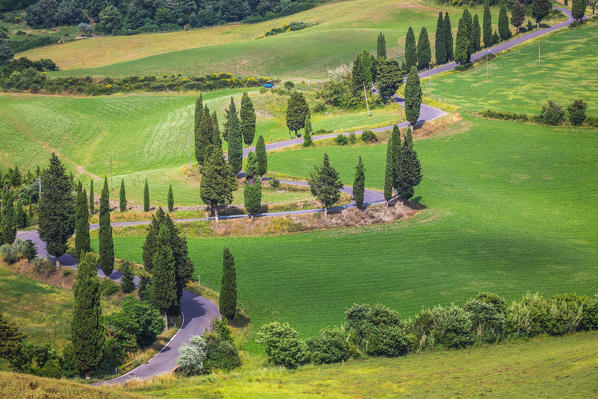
[
  {"xmin": 19, "ymin": 0, "xmax": 506, "ymax": 79},
  {"xmin": 424, "ymin": 22, "xmax": 598, "ymax": 113},
  {"xmin": 102, "ymin": 115, "xmax": 598, "ymax": 343}
]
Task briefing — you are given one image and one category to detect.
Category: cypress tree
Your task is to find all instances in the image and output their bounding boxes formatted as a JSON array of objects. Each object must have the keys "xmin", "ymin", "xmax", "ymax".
[
  {"xmin": 435, "ymin": 12, "xmax": 447, "ymax": 64},
  {"xmin": 444, "ymin": 12, "xmax": 454, "ymax": 61},
  {"xmin": 473, "ymin": 14, "xmax": 482, "ymax": 51},
  {"xmin": 511, "ymin": 0, "xmax": 526, "ymax": 30},
  {"xmin": 0, "ymin": 313, "xmax": 26, "ymax": 360},
  {"xmin": 244, "ymin": 152, "xmax": 261, "ymax": 219},
  {"xmin": 194, "ymin": 95, "xmax": 204, "ymax": 164},
  {"xmin": 142, "ymin": 208, "xmax": 165, "ymax": 272},
  {"xmin": 417, "ymin": 27, "xmax": 431, "ymax": 69},
  {"xmin": 15, "ymin": 201, "xmax": 27, "ymax": 229},
  {"xmin": 0, "ymin": 192, "xmax": 16, "ymax": 245},
  {"xmin": 405, "ymin": 27, "xmax": 417, "ymax": 71},
  {"xmin": 256, "ymin": 135, "xmax": 268, "ymax": 176},
  {"xmin": 151, "ymin": 224, "xmax": 177, "ymax": 329},
  {"xmin": 71, "ymin": 252, "xmax": 104, "ymax": 378},
  {"xmin": 138, "ymin": 275, "xmax": 152, "ymax": 302},
  {"xmin": 405, "ymin": 66, "xmax": 422, "ymax": 126},
  {"xmin": 498, "ymin": 5, "xmax": 511, "ymax": 41},
  {"xmin": 220, "ymin": 247, "xmax": 237, "ymax": 321},
  {"xmin": 455, "ymin": 17, "xmax": 471, "ymax": 65},
  {"xmin": 532, "ymin": 0, "xmax": 551, "ymax": 25},
  {"xmin": 240, "ymin": 92, "xmax": 256, "ymax": 146},
  {"xmin": 144, "ymin": 178, "xmax": 150, "ymax": 212},
  {"xmin": 38, "ymin": 153, "xmax": 75, "ymax": 267},
  {"xmin": 196, "ymin": 105, "xmax": 214, "ymax": 165},
  {"xmin": 360, "ymin": 49, "xmax": 374, "ymax": 86},
  {"xmin": 463, "ymin": 9, "xmax": 474, "ymax": 56},
  {"xmin": 226, "ymin": 97, "xmax": 243, "ymax": 175},
  {"xmin": 89, "ymin": 180, "xmax": 94, "ymax": 214},
  {"xmin": 200, "ymin": 147, "xmax": 238, "ymax": 222},
  {"xmin": 99, "ymin": 177, "xmax": 114, "ymax": 276},
  {"xmin": 483, "ymin": 0, "xmax": 493, "ymax": 48},
  {"xmin": 162, "ymin": 213, "xmax": 193, "ymax": 316},
  {"xmin": 377, "ymin": 32, "xmax": 387, "ymax": 59},
  {"xmin": 352, "ymin": 156, "xmax": 365, "ymax": 209},
  {"xmin": 351, "ymin": 52, "xmax": 365, "ymax": 94},
  {"xmin": 28, "ymin": 201, "xmax": 33, "ymax": 224},
  {"xmin": 75, "ymin": 187, "xmax": 90, "ymax": 260},
  {"xmin": 307, "ymin": 153, "xmax": 344, "ymax": 217},
  {"xmin": 384, "ymin": 133, "xmax": 394, "ymax": 203},
  {"xmin": 167, "ymin": 184, "xmax": 174, "ymax": 212},
  {"xmin": 397, "ymin": 128, "xmax": 423, "ymax": 202},
  {"xmin": 119, "ymin": 179, "xmax": 126, "ymax": 212},
  {"xmin": 572, "ymin": 0, "xmax": 587, "ymax": 21},
  {"xmin": 390, "ymin": 125, "xmax": 403, "ymax": 194},
  {"xmin": 286, "ymin": 91, "xmax": 310, "ymax": 137},
  {"xmin": 120, "ymin": 261, "xmax": 135, "ymax": 294},
  {"xmin": 303, "ymin": 114, "xmax": 313, "ymax": 147}
]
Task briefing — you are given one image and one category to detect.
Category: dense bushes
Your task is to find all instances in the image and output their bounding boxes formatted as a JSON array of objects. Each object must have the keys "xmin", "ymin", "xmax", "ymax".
[
  {"xmin": 262, "ymin": 22, "xmax": 316, "ymax": 38},
  {"xmin": 259, "ymin": 291, "xmax": 598, "ymax": 369},
  {"xmin": 0, "ymin": 239, "xmax": 39, "ymax": 265},
  {"xmin": 538, "ymin": 101, "xmax": 565, "ymax": 125},
  {"xmin": 480, "ymin": 99, "xmax": 594, "ymax": 127}
]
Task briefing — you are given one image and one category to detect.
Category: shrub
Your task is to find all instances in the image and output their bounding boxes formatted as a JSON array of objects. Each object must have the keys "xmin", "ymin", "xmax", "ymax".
[
  {"xmin": 335, "ymin": 134, "xmax": 348, "ymax": 145},
  {"xmin": 538, "ymin": 101, "xmax": 565, "ymax": 125},
  {"xmin": 104, "ymin": 297, "xmax": 164, "ymax": 347},
  {"xmin": 37, "ymin": 358, "xmax": 63, "ymax": 379},
  {"xmin": 545, "ymin": 294, "xmax": 586, "ymax": 336},
  {"xmin": 505, "ymin": 293, "xmax": 550, "ymax": 338},
  {"xmin": 348, "ymin": 132, "xmax": 357, "ymax": 144},
  {"xmin": 312, "ymin": 102, "xmax": 326, "ymax": 113},
  {"xmin": 567, "ymin": 99, "xmax": 587, "ymax": 126},
  {"xmin": 283, "ymin": 81, "xmax": 295, "ymax": 90},
  {"xmin": 306, "ymin": 327, "xmax": 349, "ymax": 364},
  {"xmin": 204, "ymin": 333, "xmax": 241, "ymax": 371},
  {"xmin": 270, "ymin": 177, "xmax": 280, "ymax": 190},
  {"xmin": 177, "ymin": 335, "xmax": 207, "ymax": 376},
  {"xmin": 0, "ymin": 243, "xmax": 18, "ymax": 264},
  {"xmin": 345, "ymin": 303, "xmax": 405, "ymax": 356},
  {"xmin": 463, "ymin": 299, "xmax": 505, "ymax": 343},
  {"xmin": 32, "ymin": 257, "xmax": 56, "ymax": 275},
  {"xmin": 365, "ymin": 324, "xmax": 410, "ymax": 357},
  {"xmin": 256, "ymin": 321, "xmax": 308, "ymax": 369},
  {"xmin": 428, "ymin": 304, "xmax": 473, "ymax": 349},
  {"xmin": 22, "ymin": 240, "xmax": 37, "ymax": 261},
  {"xmin": 62, "ymin": 268, "xmax": 72, "ymax": 277},
  {"xmin": 361, "ymin": 130, "xmax": 378, "ymax": 143},
  {"xmin": 99, "ymin": 279, "xmax": 119, "ymax": 297}
]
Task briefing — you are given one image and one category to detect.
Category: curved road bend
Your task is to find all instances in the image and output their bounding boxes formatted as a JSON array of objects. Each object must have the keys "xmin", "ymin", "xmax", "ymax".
[{"xmin": 15, "ymin": 6, "xmax": 577, "ymax": 383}]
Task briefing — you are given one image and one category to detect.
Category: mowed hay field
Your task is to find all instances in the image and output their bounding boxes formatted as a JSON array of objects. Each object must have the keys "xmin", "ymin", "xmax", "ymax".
[
  {"xmin": 102, "ymin": 116, "xmax": 598, "ymax": 342},
  {"xmin": 20, "ymin": 0, "xmax": 504, "ymax": 78},
  {"xmin": 425, "ymin": 22, "xmax": 598, "ymax": 113}
]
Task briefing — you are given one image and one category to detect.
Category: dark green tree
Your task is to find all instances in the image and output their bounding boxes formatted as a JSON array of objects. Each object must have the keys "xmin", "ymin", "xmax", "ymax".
[
  {"xmin": 38, "ymin": 153, "xmax": 75, "ymax": 267},
  {"xmin": 397, "ymin": 128, "xmax": 423, "ymax": 202},
  {"xmin": 163, "ymin": 213, "xmax": 194, "ymax": 316},
  {"xmin": 194, "ymin": 94, "xmax": 203, "ymax": 142},
  {"xmin": 0, "ymin": 192, "xmax": 16, "ymax": 246},
  {"xmin": 75, "ymin": 187, "xmax": 90, "ymax": 260},
  {"xmin": 15, "ymin": 201, "xmax": 28, "ymax": 229},
  {"xmin": 376, "ymin": 59, "xmax": 404, "ymax": 102},
  {"xmin": 99, "ymin": 177, "xmax": 114, "ymax": 276},
  {"xmin": 151, "ymin": 224, "xmax": 177, "ymax": 329},
  {"xmin": 405, "ymin": 27, "xmax": 417, "ymax": 71},
  {"xmin": 226, "ymin": 97, "xmax": 243, "ymax": 175},
  {"xmin": 212, "ymin": 111, "xmax": 222, "ymax": 149},
  {"xmin": 308, "ymin": 153, "xmax": 344, "ymax": 217},
  {"xmin": 167, "ymin": 185, "xmax": 174, "ymax": 212},
  {"xmin": 384, "ymin": 132, "xmax": 395, "ymax": 203},
  {"xmin": 144, "ymin": 178, "xmax": 150, "ymax": 212},
  {"xmin": 352, "ymin": 156, "xmax": 365, "ymax": 209},
  {"xmin": 377, "ymin": 32, "xmax": 387, "ymax": 59},
  {"xmin": 572, "ymin": 0, "xmax": 587, "ymax": 21},
  {"xmin": 498, "ymin": 5, "xmax": 511, "ymax": 41},
  {"xmin": 483, "ymin": 0, "xmax": 493, "ymax": 48},
  {"xmin": 120, "ymin": 261, "xmax": 135, "ymax": 294},
  {"xmin": 256, "ymin": 135, "xmax": 268, "ymax": 176},
  {"xmin": 240, "ymin": 92, "xmax": 256, "ymax": 146},
  {"xmin": 244, "ymin": 152, "xmax": 262, "ymax": 219},
  {"xmin": 220, "ymin": 247, "xmax": 237, "ymax": 321},
  {"xmin": 405, "ymin": 66, "xmax": 422, "ymax": 126},
  {"xmin": 196, "ymin": 105, "xmax": 214, "ymax": 165},
  {"xmin": 119, "ymin": 179, "xmax": 127, "ymax": 212},
  {"xmin": 391, "ymin": 125, "xmax": 403, "ymax": 195},
  {"xmin": 71, "ymin": 252, "xmax": 104, "ymax": 378},
  {"xmin": 463, "ymin": 9, "xmax": 474, "ymax": 55},
  {"xmin": 417, "ymin": 27, "xmax": 431, "ymax": 69},
  {"xmin": 142, "ymin": 208, "xmax": 166, "ymax": 273},
  {"xmin": 138, "ymin": 275, "xmax": 152, "ymax": 302},
  {"xmin": 473, "ymin": 14, "xmax": 482, "ymax": 51},
  {"xmin": 303, "ymin": 115, "xmax": 313, "ymax": 147},
  {"xmin": 444, "ymin": 12, "xmax": 454, "ymax": 61},
  {"xmin": 0, "ymin": 313, "xmax": 26, "ymax": 360},
  {"xmin": 511, "ymin": 0, "xmax": 525, "ymax": 30},
  {"xmin": 455, "ymin": 17, "xmax": 471, "ymax": 65},
  {"xmin": 435, "ymin": 12, "xmax": 447, "ymax": 64},
  {"xmin": 89, "ymin": 180, "xmax": 94, "ymax": 214},
  {"xmin": 200, "ymin": 147, "xmax": 238, "ymax": 221},
  {"xmin": 286, "ymin": 91, "xmax": 310, "ymax": 138},
  {"xmin": 532, "ymin": 0, "xmax": 551, "ymax": 25}
]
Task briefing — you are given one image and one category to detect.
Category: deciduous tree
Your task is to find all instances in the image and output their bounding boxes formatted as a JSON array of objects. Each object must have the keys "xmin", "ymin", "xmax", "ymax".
[
  {"xmin": 286, "ymin": 91, "xmax": 310, "ymax": 138},
  {"xmin": 376, "ymin": 59, "xmax": 403, "ymax": 102},
  {"xmin": 572, "ymin": 0, "xmax": 587, "ymax": 21}
]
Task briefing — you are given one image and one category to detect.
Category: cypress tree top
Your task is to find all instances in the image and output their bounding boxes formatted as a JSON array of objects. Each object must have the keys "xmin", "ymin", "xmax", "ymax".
[
  {"xmin": 483, "ymin": 0, "xmax": 493, "ymax": 48},
  {"xmin": 435, "ymin": 12, "xmax": 447, "ymax": 65},
  {"xmin": 444, "ymin": 12, "xmax": 454, "ymax": 61},
  {"xmin": 352, "ymin": 156, "xmax": 365, "ymax": 209},
  {"xmin": 144, "ymin": 178, "xmax": 150, "ymax": 212},
  {"xmin": 226, "ymin": 97, "xmax": 243, "ymax": 175},
  {"xmin": 405, "ymin": 27, "xmax": 418, "ymax": 71},
  {"xmin": 377, "ymin": 32, "xmax": 387, "ymax": 59},
  {"xmin": 119, "ymin": 179, "xmax": 127, "ymax": 212},
  {"xmin": 99, "ymin": 177, "xmax": 114, "ymax": 276}
]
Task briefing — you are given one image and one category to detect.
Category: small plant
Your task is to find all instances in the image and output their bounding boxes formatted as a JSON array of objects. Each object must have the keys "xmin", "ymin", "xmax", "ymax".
[
  {"xmin": 177, "ymin": 335, "xmax": 207, "ymax": 376},
  {"xmin": 283, "ymin": 81, "xmax": 295, "ymax": 90},
  {"xmin": 567, "ymin": 99, "xmax": 587, "ymax": 126},
  {"xmin": 0, "ymin": 244, "xmax": 18, "ymax": 264},
  {"xmin": 361, "ymin": 130, "xmax": 378, "ymax": 143},
  {"xmin": 32, "ymin": 257, "xmax": 57, "ymax": 275},
  {"xmin": 270, "ymin": 177, "xmax": 280, "ymax": 190},
  {"xmin": 100, "ymin": 279, "xmax": 119, "ymax": 297},
  {"xmin": 312, "ymin": 102, "xmax": 327, "ymax": 113},
  {"xmin": 538, "ymin": 101, "xmax": 565, "ymax": 125},
  {"xmin": 348, "ymin": 132, "xmax": 357, "ymax": 144},
  {"xmin": 335, "ymin": 134, "xmax": 348, "ymax": 145},
  {"xmin": 62, "ymin": 268, "xmax": 72, "ymax": 277},
  {"xmin": 23, "ymin": 240, "xmax": 37, "ymax": 261}
]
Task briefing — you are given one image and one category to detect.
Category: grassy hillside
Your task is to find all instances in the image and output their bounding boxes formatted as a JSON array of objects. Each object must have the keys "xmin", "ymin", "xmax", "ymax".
[
  {"xmin": 101, "ymin": 116, "xmax": 598, "ymax": 342},
  {"xmin": 425, "ymin": 22, "xmax": 598, "ymax": 113},
  {"xmin": 19, "ymin": 0, "xmax": 504, "ymax": 78},
  {"xmin": 129, "ymin": 331, "xmax": 598, "ymax": 398}
]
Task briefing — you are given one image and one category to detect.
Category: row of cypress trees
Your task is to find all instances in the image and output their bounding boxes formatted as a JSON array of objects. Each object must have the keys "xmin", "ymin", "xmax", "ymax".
[
  {"xmin": 384, "ymin": 125, "xmax": 423, "ymax": 203},
  {"xmin": 405, "ymin": 26, "xmax": 432, "ymax": 71}
]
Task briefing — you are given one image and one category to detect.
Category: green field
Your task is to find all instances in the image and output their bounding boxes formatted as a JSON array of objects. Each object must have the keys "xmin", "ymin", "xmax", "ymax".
[
  {"xmin": 102, "ymin": 115, "xmax": 598, "ymax": 344},
  {"xmin": 425, "ymin": 22, "xmax": 598, "ymax": 113}
]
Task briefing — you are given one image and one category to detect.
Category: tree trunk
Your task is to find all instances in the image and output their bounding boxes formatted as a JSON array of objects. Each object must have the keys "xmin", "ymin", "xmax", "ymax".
[
  {"xmin": 163, "ymin": 312, "xmax": 168, "ymax": 331},
  {"xmin": 214, "ymin": 206, "xmax": 219, "ymax": 222},
  {"xmin": 324, "ymin": 207, "xmax": 328, "ymax": 217},
  {"xmin": 55, "ymin": 256, "xmax": 60, "ymax": 268}
]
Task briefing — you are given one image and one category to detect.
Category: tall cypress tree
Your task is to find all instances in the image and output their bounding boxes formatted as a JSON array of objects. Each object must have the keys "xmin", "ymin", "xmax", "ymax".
[
  {"xmin": 212, "ymin": 110, "xmax": 221, "ymax": 147},
  {"xmin": 38, "ymin": 153, "xmax": 75, "ymax": 267},
  {"xmin": 243, "ymin": 152, "xmax": 261, "ymax": 219},
  {"xmin": 167, "ymin": 185, "xmax": 174, "ymax": 212},
  {"xmin": 119, "ymin": 179, "xmax": 127, "ymax": 212},
  {"xmin": 473, "ymin": 14, "xmax": 482, "ymax": 51},
  {"xmin": 196, "ymin": 105, "xmax": 214, "ymax": 165},
  {"xmin": 75, "ymin": 186, "xmax": 90, "ymax": 260},
  {"xmin": 498, "ymin": 5, "xmax": 511, "ymax": 41},
  {"xmin": 71, "ymin": 252, "xmax": 104, "ymax": 378},
  {"xmin": 572, "ymin": 0, "xmax": 587, "ymax": 21},
  {"xmin": 120, "ymin": 261, "xmax": 135, "ymax": 294},
  {"xmin": 226, "ymin": 97, "xmax": 243, "ymax": 175},
  {"xmin": 397, "ymin": 128, "xmax": 423, "ymax": 202},
  {"xmin": 417, "ymin": 27, "xmax": 431, "ymax": 69},
  {"xmin": 163, "ymin": 213, "xmax": 194, "ymax": 316},
  {"xmin": 99, "ymin": 177, "xmax": 114, "ymax": 276},
  {"xmin": 286, "ymin": 91, "xmax": 310, "ymax": 137},
  {"xmin": 483, "ymin": 0, "xmax": 493, "ymax": 48},
  {"xmin": 89, "ymin": 180, "xmax": 94, "ymax": 214},
  {"xmin": 0, "ymin": 192, "xmax": 16, "ymax": 246},
  {"xmin": 144, "ymin": 178, "xmax": 150, "ymax": 212},
  {"xmin": 532, "ymin": 0, "xmax": 551, "ymax": 25},
  {"xmin": 435, "ymin": 12, "xmax": 447, "ymax": 65},
  {"xmin": 200, "ymin": 147, "xmax": 238, "ymax": 221},
  {"xmin": 15, "ymin": 201, "xmax": 27, "ymax": 229},
  {"xmin": 405, "ymin": 66, "xmax": 422, "ymax": 126},
  {"xmin": 308, "ymin": 153, "xmax": 344, "ymax": 217},
  {"xmin": 455, "ymin": 17, "xmax": 471, "ymax": 65},
  {"xmin": 405, "ymin": 27, "xmax": 417, "ymax": 71},
  {"xmin": 220, "ymin": 247, "xmax": 237, "ymax": 321},
  {"xmin": 391, "ymin": 125, "xmax": 402, "ymax": 195},
  {"xmin": 352, "ymin": 156, "xmax": 365, "ymax": 209},
  {"xmin": 303, "ymin": 114, "xmax": 313, "ymax": 147},
  {"xmin": 444, "ymin": 12, "xmax": 454, "ymax": 61},
  {"xmin": 142, "ymin": 208, "xmax": 166, "ymax": 272},
  {"xmin": 377, "ymin": 32, "xmax": 387, "ymax": 59},
  {"xmin": 0, "ymin": 313, "xmax": 26, "ymax": 360},
  {"xmin": 194, "ymin": 95, "xmax": 204, "ymax": 164},
  {"xmin": 463, "ymin": 9, "xmax": 474, "ymax": 56},
  {"xmin": 511, "ymin": 0, "xmax": 526, "ymax": 30},
  {"xmin": 384, "ymin": 133, "xmax": 394, "ymax": 203},
  {"xmin": 151, "ymin": 224, "xmax": 177, "ymax": 329},
  {"xmin": 256, "ymin": 135, "xmax": 267, "ymax": 176},
  {"xmin": 240, "ymin": 92, "xmax": 256, "ymax": 146}
]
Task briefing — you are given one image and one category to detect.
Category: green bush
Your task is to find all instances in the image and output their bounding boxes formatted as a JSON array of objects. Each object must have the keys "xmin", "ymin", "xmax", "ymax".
[
  {"xmin": 22, "ymin": 240, "xmax": 37, "ymax": 261},
  {"xmin": 335, "ymin": 134, "xmax": 348, "ymax": 145},
  {"xmin": 567, "ymin": 99, "xmax": 587, "ymax": 126},
  {"xmin": 306, "ymin": 326, "xmax": 349, "ymax": 364},
  {"xmin": 32, "ymin": 257, "xmax": 56, "ymax": 275},
  {"xmin": 0, "ymin": 243, "xmax": 19, "ymax": 264},
  {"xmin": 270, "ymin": 177, "xmax": 280, "ymax": 190},
  {"xmin": 177, "ymin": 335, "xmax": 207, "ymax": 376},
  {"xmin": 428, "ymin": 304, "xmax": 473, "ymax": 349},
  {"xmin": 361, "ymin": 130, "xmax": 378, "ymax": 143},
  {"xmin": 256, "ymin": 321, "xmax": 308, "ymax": 369},
  {"xmin": 204, "ymin": 333, "xmax": 241, "ymax": 371},
  {"xmin": 365, "ymin": 324, "xmax": 410, "ymax": 357},
  {"xmin": 312, "ymin": 102, "xmax": 327, "ymax": 113},
  {"xmin": 99, "ymin": 279, "xmax": 119, "ymax": 297},
  {"xmin": 104, "ymin": 297, "xmax": 164, "ymax": 347},
  {"xmin": 538, "ymin": 101, "xmax": 565, "ymax": 125},
  {"xmin": 348, "ymin": 132, "xmax": 357, "ymax": 144},
  {"xmin": 505, "ymin": 293, "xmax": 550, "ymax": 338},
  {"xmin": 463, "ymin": 299, "xmax": 505, "ymax": 343}
]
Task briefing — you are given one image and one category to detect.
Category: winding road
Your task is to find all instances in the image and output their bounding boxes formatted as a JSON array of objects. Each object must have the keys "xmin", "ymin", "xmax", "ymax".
[{"xmin": 16, "ymin": 6, "xmax": 576, "ymax": 384}]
